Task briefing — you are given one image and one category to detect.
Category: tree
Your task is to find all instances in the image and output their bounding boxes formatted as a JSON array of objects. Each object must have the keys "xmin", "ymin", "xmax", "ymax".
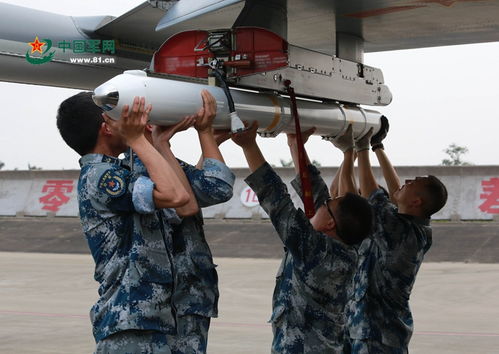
[
  {"xmin": 28, "ymin": 163, "xmax": 42, "ymax": 170},
  {"xmin": 311, "ymin": 160, "xmax": 322, "ymax": 167},
  {"xmin": 280, "ymin": 159, "xmax": 294, "ymax": 168},
  {"xmin": 279, "ymin": 159, "xmax": 322, "ymax": 168},
  {"xmin": 441, "ymin": 143, "xmax": 471, "ymax": 166},
  {"xmin": 0, "ymin": 161, "xmax": 4, "ymax": 170}
]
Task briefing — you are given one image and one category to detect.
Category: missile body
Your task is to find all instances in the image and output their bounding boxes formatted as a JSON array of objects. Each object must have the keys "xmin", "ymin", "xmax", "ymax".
[{"xmin": 93, "ymin": 70, "xmax": 382, "ymax": 139}]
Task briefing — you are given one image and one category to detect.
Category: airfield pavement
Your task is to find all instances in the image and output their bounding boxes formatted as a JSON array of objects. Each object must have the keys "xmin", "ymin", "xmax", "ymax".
[{"xmin": 0, "ymin": 218, "xmax": 498, "ymax": 353}]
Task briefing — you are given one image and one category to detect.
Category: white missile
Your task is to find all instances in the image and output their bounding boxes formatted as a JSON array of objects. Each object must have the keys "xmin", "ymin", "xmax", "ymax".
[{"xmin": 92, "ymin": 70, "xmax": 382, "ymax": 139}]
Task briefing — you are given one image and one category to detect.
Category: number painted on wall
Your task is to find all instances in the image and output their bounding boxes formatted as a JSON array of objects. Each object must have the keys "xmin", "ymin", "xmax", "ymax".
[{"xmin": 240, "ymin": 186, "xmax": 259, "ymax": 207}]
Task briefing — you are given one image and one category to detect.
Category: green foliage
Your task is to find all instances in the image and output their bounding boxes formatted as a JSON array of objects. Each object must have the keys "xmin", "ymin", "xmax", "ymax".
[
  {"xmin": 279, "ymin": 159, "xmax": 322, "ymax": 168},
  {"xmin": 280, "ymin": 159, "xmax": 294, "ymax": 168},
  {"xmin": 311, "ymin": 160, "xmax": 322, "ymax": 167},
  {"xmin": 441, "ymin": 143, "xmax": 471, "ymax": 166},
  {"xmin": 28, "ymin": 163, "xmax": 42, "ymax": 171}
]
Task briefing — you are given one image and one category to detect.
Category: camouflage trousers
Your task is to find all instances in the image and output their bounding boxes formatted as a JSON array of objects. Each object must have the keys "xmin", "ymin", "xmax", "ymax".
[
  {"xmin": 95, "ymin": 330, "xmax": 172, "ymax": 354},
  {"xmin": 347, "ymin": 338, "xmax": 408, "ymax": 354},
  {"xmin": 272, "ymin": 320, "xmax": 344, "ymax": 354},
  {"xmin": 272, "ymin": 319, "xmax": 304, "ymax": 354},
  {"xmin": 167, "ymin": 314, "xmax": 210, "ymax": 354}
]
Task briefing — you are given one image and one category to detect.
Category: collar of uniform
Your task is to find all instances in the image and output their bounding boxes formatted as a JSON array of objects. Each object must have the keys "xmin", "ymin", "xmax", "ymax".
[
  {"xmin": 418, "ymin": 216, "xmax": 431, "ymax": 226},
  {"xmin": 399, "ymin": 213, "xmax": 430, "ymax": 226},
  {"xmin": 79, "ymin": 153, "xmax": 122, "ymax": 167},
  {"xmin": 122, "ymin": 150, "xmax": 138, "ymax": 170}
]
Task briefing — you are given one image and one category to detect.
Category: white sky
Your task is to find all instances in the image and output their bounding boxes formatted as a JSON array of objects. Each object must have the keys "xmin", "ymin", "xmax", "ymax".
[{"xmin": 1, "ymin": 0, "xmax": 498, "ymax": 170}]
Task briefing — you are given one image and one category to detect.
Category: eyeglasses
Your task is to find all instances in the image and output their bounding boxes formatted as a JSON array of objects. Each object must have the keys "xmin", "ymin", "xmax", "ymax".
[{"xmin": 324, "ymin": 196, "xmax": 341, "ymax": 224}]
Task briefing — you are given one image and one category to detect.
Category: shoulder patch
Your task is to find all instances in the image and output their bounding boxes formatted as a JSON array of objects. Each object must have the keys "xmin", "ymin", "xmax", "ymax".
[{"xmin": 98, "ymin": 169, "xmax": 127, "ymax": 197}]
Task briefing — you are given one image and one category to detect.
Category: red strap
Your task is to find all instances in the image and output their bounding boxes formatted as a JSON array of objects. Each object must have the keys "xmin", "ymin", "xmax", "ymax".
[{"xmin": 285, "ymin": 81, "xmax": 315, "ymax": 218}]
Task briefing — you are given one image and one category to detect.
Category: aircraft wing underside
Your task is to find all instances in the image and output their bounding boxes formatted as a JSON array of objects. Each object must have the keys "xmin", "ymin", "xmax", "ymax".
[
  {"xmin": 1, "ymin": 0, "xmax": 498, "ymax": 90},
  {"xmin": 96, "ymin": 0, "xmax": 499, "ymax": 55}
]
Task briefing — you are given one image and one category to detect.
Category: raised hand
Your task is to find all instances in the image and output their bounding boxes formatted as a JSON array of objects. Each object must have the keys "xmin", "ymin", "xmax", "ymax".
[
  {"xmin": 355, "ymin": 127, "xmax": 374, "ymax": 152},
  {"xmin": 331, "ymin": 124, "xmax": 354, "ymax": 153},
  {"xmin": 213, "ymin": 129, "xmax": 232, "ymax": 146},
  {"xmin": 371, "ymin": 115, "xmax": 389, "ymax": 150},
  {"xmin": 194, "ymin": 90, "xmax": 217, "ymax": 133},
  {"xmin": 103, "ymin": 96, "xmax": 152, "ymax": 145},
  {"xmin": 151, "ymin": 116, "xmax": 196, "ymax": 149},
  {"xmin": 286, "ymin": 127, "xmax": 316, "ymax": 147},
  {"xmin": 231, "ymin": 121, "xmax": 259, "ymax": 148}
]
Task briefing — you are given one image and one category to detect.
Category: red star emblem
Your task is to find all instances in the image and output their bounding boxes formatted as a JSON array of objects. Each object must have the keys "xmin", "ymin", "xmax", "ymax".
[
  {"xmin": 28, "ymin": 36, "xmax": 45, "ymax": 54},
  {"xmin": 108, "ymin": 180, "xmax": 116, "ymax": 188}
]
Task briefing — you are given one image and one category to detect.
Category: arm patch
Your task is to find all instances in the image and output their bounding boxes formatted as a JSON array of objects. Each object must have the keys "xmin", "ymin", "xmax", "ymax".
[{"xmin": 98, "ymin": 169, "xmax": 127, "ymax": 197}]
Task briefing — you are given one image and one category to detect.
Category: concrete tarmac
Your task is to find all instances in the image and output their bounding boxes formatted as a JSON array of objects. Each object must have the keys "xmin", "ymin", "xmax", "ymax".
[
  {"xmin": 1, "ymin": 217, "xmax": 499, "ymax": 262},
  {"xmin": 0, "ymin": 252, "xmax": 498, "ymax": 354}
]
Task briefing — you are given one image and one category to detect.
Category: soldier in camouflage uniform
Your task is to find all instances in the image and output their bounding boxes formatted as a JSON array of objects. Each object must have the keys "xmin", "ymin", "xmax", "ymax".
[
  {"xmin": 166, "ymin": 92, "xmax": 234, "ymax": 354},
  {"xmin": 125, "ymin": 155, "xmax": 233, "ymax": 354},
  {"xmin": 345, "ymin": 117, "xmax": 448, "ymax": 353},
  {"xmin": 286, "ymin": 128, "xmax": 356, "ymax": 353},
  {"xmin": 232, "ymin": 122, "xmax": 373, "ymax": 353},
  {"xmin": 56, "ymin": 92, "xmax": 196, "ymax": 353},
  {"xmin": 126, "ymin": 91, "xmax": 235, "ymax": 353},
  {"xmin": 169, "ymin": 157, "xmax": 234, "ymax": 354}
]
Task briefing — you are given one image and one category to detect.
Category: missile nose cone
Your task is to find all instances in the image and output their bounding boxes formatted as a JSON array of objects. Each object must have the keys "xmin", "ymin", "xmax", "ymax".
[{"xmin": 92, "ymin": 85, "xmax": 119, "ymax": 111}]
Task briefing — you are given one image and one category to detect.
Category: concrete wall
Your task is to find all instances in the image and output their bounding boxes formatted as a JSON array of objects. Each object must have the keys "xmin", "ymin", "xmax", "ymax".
[{"xmin": 1, "ymin": 165, "xmax": 498, "ymax": 220}]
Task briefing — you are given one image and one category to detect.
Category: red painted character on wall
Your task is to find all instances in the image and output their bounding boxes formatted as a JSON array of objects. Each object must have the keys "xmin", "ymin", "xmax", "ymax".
[
  {"xmin": 479, "ymin": 178, "xmax": 499, "ymax": 214},
  {"xmin": 39, "ymin": 180, "xmax": 74, "ymax": 212}
]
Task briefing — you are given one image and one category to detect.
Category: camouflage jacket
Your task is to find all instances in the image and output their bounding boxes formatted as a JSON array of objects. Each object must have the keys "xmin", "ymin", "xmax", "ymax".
[
  {"xmin": 347, "ymin": 188, "xmax": 432, "ymax": 348},
  {"xmin": 171, "ymin": 159, "xmax": 234, "ymax": 317},
  {"xmin": 126, "ymin": 153, "xmax": 234, "ymax": 318},
  {"xmin": 245, "ymin": 163, "xmax": 357, "ymax": 353},
  {"xmin": 290, "ymin": 164, "xmax": 330, "ymax": 212},
  {"xmin": 78, "ymin": 154, "xmax": 176, "ymax": 342}
]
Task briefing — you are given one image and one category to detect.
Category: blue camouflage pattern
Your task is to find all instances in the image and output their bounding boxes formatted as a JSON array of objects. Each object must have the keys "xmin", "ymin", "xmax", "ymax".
[
  {"xmin": 78, "ymin": 154, "xmax": 176, "ymax": 343},
  {"xmin": 345, "ymin": 237, "xmax": 374, "ymax": 342},
  {"xmin": 245, "ymin": 163, "xmax": 357, "ymax": 353},
  {"xmin": 126, "ymin": 153, "xmax": 233, "ymax": 353},
  {"xmin": 167, "ymin": 314, "xmax": 211, "ymax": 354},
  {"xmin": 123, "ymin": 151, "xmax": 181, "ymax": 225},
  {"xmin": 347, "ymin": 188, "xmax": 432, "ymax": 350},
  {"xmin": 125, "ymin": 153, "xmax": 234, "ymax": 318},
  {"xmin": 292, "ymin": 164, "xmax": 368, "ymax": 353},
  {"xmin": 95, "ymin": 329, "xmax": 172, "ymax": 354},
  {"xmin": 169, "ymin": 158, "xmax": 233, "ymax": 354},
  {"xmin": 290, "ymin": 164, "xmax": 330, "ymax": 212},
  {"xmin": 178, "ymin": 159, "xmax": 235, "ymax": 209},
  {"xmin": 172, "ymin": 158, "xmax": 234, "ymax": 318},
  {"xmin": 347, "ymin": 338, "xmax": 407, "ymax": 354}
]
